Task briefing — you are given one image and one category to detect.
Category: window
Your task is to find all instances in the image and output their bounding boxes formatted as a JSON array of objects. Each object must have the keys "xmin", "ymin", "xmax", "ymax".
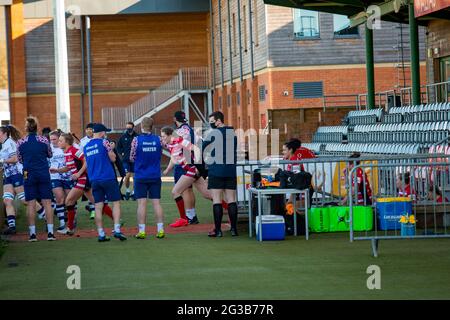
[
  {"xmin": 237, "ymin": 91, "xmax": 241, "ymax": 106},
  {"xmin": 293, "ymin": 82, "xmax": 323, "ymax": 99},
  {"xmin": 259, "ymin": 85, "xmax": 266, "ymax": 101},
  {"xmin": 333, "ymin": 14, "xmax": 359, "ymax": 37},
  {"xmin": 293, "ymin": 9, "xmax": 319, "ymax": 39},
  {"xmin": 227, "ymin": 94, "xmax": 231, "ymax": 107},
  {"xmin": 247, "ymin": 89, "xmax": 251, "ymax": 105},
  {"xmin": 218, "ymin": 96, "xmax": 223, "ymax": 110}
]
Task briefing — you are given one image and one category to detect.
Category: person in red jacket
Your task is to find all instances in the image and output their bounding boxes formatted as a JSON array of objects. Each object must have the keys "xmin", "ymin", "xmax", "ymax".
[
  {"xmin": 342, "ymin": 153, "xmax": 372, "ymax": 206},
  {"xmin": 282, "ymin": 138, "xmax": 316, "ymax": 216},
  {"xmin": 428, "ymin": 185, "xmax": 448, "ymax": 203},
  {"xmin": 396, "ymin": 172, "xmax": 416, "ymax": 202},
  {"xmin": 282, "ymin": 138, "xmax": 316, "ymax": 172}
]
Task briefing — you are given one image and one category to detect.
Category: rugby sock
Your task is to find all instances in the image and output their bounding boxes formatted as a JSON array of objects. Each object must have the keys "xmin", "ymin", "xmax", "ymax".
[
  {"xmin": 47, "ymin": 224, "xmax": 54, "ymax": 234},
  {"xmin": 213, "ymin": 204, "xmax": 223, "ymax": 233},
  {"xmin": 114, "ymin": 224, "xmax": 121, "ymax": 233},
  {"xmin": 102, "ymin": 204, "xmax": 113, "ymax": 220},
  {"xmin": 7, "ymin": 215, "xmax": 16, "ymax": 228},
  {"xmin": 37, "ymin": 207, "xmax": 45, "ymax": 218},
  {"xmin": 175, "ymin": 196, "xmax": 187, "ymax": 220},
  {"xmin": 138, "ymin": 224, "xmax": 146, "ymax": 233},
  {"xmin": 98, "ymin": 228, "xmax": 105, "ymax": 237},
  {"xmin": 228, "ymin": 202, "xmax": 238, "ymax": 231},
  {"xmin": 186, "ymin": 208, "xmax": 196, "ymax": 220},
  {"xmin": 66, "ymin": 205, "xmax": 76, "ymax": 230},
  {"xmin": 88, "ymin": 202, "xmax": 95, "ymax": 212},
  {"xmin": 29, "ymin": 225, "xmax": 36, "ymax": 236},
  {"xmin": 55, "ymin": 205, "xmax": 66, "ymax": 227},
  {"xmin": 157, "ymin": 223, "xmax": 164, "ymax": 232}
]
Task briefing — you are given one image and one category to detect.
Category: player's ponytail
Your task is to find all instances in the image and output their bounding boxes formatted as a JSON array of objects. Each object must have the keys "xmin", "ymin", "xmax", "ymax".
[
  {"xmin": 0, "ymin": 124, "xmax": 22, "ymax": 141},
  {"xmin": 25, "ymin": 116, "xmax": 38, "ymax": 134}
]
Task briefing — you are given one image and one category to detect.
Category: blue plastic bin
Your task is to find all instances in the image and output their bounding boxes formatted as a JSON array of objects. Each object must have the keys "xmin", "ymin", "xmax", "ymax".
[{"xmin": 376, "ymin": 197, "xmax": 412, "ymax": 231}]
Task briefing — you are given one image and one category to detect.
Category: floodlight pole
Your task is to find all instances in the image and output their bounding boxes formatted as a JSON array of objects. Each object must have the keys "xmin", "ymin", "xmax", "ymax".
[
  {"xmin": 53, "ymin": 0, "xmax": 71, "ymax": 132},
  {"xmin": 409, "ymin": 1, "xmax": 421, "ymax": 106},
  {"xmin": 365, "ymin": 25, "xmax": 375, "ymax": 110}
]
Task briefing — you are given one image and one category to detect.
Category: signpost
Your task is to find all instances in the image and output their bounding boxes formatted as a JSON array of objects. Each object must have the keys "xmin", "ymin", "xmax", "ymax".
[{"xmin": 414, "ymin": 0, "xmax": 450, "ymax": 17}]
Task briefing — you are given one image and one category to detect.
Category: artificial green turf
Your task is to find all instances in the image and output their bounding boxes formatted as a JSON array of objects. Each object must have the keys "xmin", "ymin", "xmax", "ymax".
[
  {"xmin": 1, "ymin": 182, "xmax": 450, "ymax": 299},
  {"xmin": 11, "ymin": 182, "xmax": 215, "ymax": 234},
  {"xmin": 1, "ymin": 233, "xmax": 450, "ymax": 299}
]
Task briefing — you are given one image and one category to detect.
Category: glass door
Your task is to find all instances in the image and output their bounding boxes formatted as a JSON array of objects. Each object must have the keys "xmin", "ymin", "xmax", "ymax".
[{"xmin": 440, "ymin": 56, "xmax": 450, "ymax": 102}]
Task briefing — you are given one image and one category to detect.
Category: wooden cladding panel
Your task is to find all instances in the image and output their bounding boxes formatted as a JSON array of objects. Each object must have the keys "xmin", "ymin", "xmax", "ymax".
[
  {"xmin": 90, "ymin": 13, "xmax": 208, "ymax": 90},
  {"xmin": 24, "ymin": 18, "xmax": 82, "ymax": 94},
  {"xmin": 23, "ymin": 13, "xmax": 208, "ymax": 93}
]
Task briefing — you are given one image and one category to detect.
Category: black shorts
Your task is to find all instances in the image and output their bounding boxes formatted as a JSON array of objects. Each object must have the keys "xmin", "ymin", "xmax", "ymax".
[
  {"xmin": 195, "ymin": 163, "xmax": 208, "ymax": 180},
  {"xmin": 208, "ymin": 175, "xmax": 237, "ymax": 190},
  {"xmin": 123, "ymin": 160, "xmax": 134, "ymax": 174}
]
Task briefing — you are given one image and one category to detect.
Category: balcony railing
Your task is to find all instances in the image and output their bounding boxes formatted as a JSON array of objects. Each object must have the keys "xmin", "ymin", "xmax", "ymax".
[{"xmin": 102, "ymin": 67, "xmax": 210, "ymax": 131}]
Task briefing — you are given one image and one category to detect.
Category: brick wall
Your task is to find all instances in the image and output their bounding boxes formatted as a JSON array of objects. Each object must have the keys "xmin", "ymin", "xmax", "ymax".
[{"xmin": 214, "ymin": 64, "xmax": 427, "ymax": 130}]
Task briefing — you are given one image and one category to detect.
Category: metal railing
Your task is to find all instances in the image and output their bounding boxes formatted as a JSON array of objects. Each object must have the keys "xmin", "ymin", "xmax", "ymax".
[
  {"xmin": 358, "ymin": 90, "xmax": 398, "ymax": 111},
  {"xmin": 236, "ymin": 153, "xmax": 450, "ymax": 256},
  {"xmin": 236, "ymin": 153, "xmax": 449, "ymax": 213},
  {"xmin": 180, "ymin": 67, "xmax": 211, "ymax": 91},
  {"xmin": 102, "ymin": 67, "xmax": 210, "ymax": 131},
  {"xmin": 400, "ymin": 80, "xmax": 450, "ymax": 106},
  {"xmin": 425, "ymin": 80, "xmax": 450, "ymax": 104},
  {"xmin": 348, "ymin": 159, "xmax": 450, "ymax": 257},
  {"xmin": 321, "ymin": 94, "xmax": 360, "ymax": 111}
]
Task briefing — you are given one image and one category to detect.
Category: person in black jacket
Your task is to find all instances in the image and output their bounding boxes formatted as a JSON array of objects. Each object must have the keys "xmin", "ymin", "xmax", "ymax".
[
  {"xmin": 117, "ymin": 122, "xmax": 138, "ymax": 200},
  {"xmin": 203, "ymin": 111, "xmax": 238, "ymax": 238},
  {"xmin": 109, "ymin": 139, "xmax": 126, "ymax": 181}
]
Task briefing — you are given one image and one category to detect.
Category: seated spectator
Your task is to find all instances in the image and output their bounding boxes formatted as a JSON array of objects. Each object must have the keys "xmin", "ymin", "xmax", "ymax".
[
  {"xmin": 341, "ymin": 152, "xmax": 372, "ymax": 206},
  {"xmin": 282, "ymin": 138, "xmax": 315, "ymax": 172},
  {"xmin": 282, "ymin": 138, "xmax": 316, "ymax": 213},
  {"xmin": 397, "ymin": 172, "xmax": 416, "ymax": 201},
  {"xmin": 428, "ymin": 185, "xmax": 449, "ymax": 203}
]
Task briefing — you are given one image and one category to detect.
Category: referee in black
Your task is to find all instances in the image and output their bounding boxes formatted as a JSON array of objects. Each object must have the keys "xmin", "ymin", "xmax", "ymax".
[{"xmin": 203, "ymin": 111, "xmax": 238, "ymax": 237}]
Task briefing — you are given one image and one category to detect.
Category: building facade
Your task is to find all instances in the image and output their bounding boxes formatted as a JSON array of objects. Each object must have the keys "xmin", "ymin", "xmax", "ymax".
[
  {"xmin": 2, "ymin": 0, "xmax": 436, "ymax": 143},
  {"xmin": 210, "ymin": 0, "xmax": 427, "ymax": 143},
  {"xmin": 2, "ymin": 0, "xmax": 211, "ymax": 136}
]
